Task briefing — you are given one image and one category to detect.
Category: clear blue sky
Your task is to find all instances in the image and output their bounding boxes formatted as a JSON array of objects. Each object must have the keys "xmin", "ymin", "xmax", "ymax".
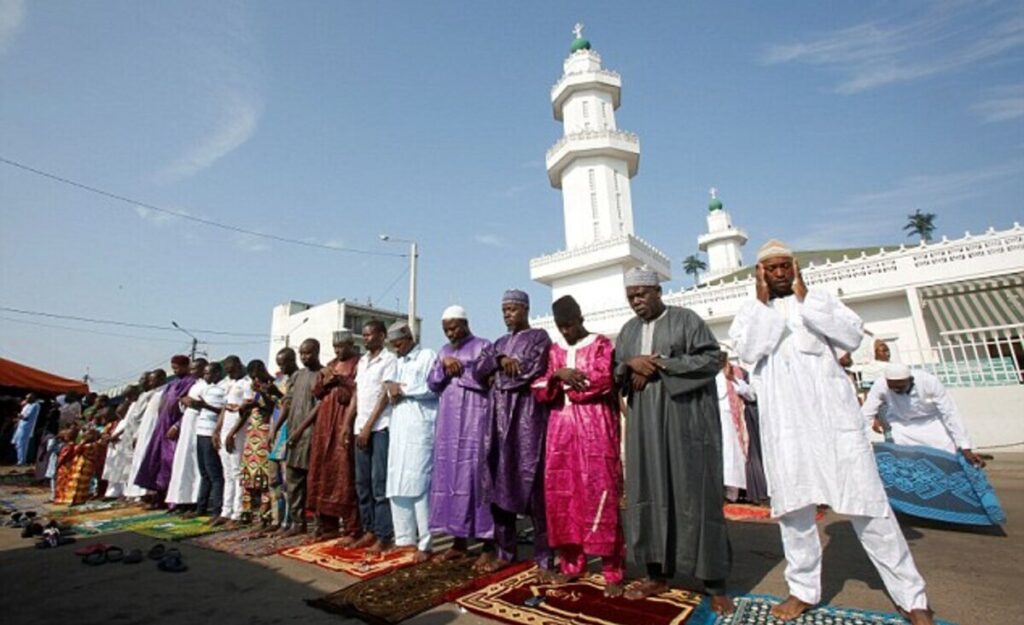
[{"xmin": 1, "ymin": 1, "xmax": 1021, "ymax": 388}]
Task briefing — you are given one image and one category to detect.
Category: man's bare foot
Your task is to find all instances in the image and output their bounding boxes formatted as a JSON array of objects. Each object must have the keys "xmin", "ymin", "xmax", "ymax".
[
  {"xmin": 283, "ymin": 524, "xmax": 307, "ymax": 537},
  {"xmin": 709, "ymin": 595, "xmax": 735, "ymax": 615},
  {"xmin": 413, "ymin": 549, "xmax": 431, "ymax": 563},
  {"xmin": 536, "ymin": 568, "xmax": 560, "ymax": 583},
  {"xmin": 623, "ymin": 578, "xmax": 670, "ymax": 601},
  {"xmin": 335, "ymin": 534, "xmax": 360, "ymax": 548},
  {"xmin": 475, "ymin": 555, "xmax": 512, "ymax": 574},
  {"xmin": 770, "ymin": 595, "xmax": 813, "ymax": 621},
  {"xmin": 315, "ymin": 529, "xmax": 340, "ymax": 542},
  {"xmin": 210, "ymin": 516, "xmax": 229, "ymax": 526},
  {"xmin": 180, "ymin": 511, "xmax": 196, "ymax": 519},
  {"xmin": 351, "ymin": 532, "xmax": 377, "ymax": 549},
  {"xmin": 363, "ymin": 538, "xmax": 384, "ymax": 555},
  {"xmin": 550, "ymin": 571, "xmax": 581, "ymax": 584},
  {"xmin": 438, "ymin": 547, "xmax": 467, "ymax": 561},
  {"xmin": 901, "ymin": 608, "xmax": 935, "ymax": 625},
  {"xmin": 604, "ymin": 583, "xmax": 624, "ymax": 598},
  {"xmin": 471, "ymin": 551, "xmax": 496, "ymax": 572}
]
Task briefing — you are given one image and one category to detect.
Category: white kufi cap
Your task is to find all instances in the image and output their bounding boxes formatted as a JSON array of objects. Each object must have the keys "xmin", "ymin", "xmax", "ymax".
[
  {"xmin": 441, "ymin": 305, "xmax": 467, "ymax": 321},
  {"xmin": 884, "ymin": 363, "xmax": 912, "ymax": 381}
]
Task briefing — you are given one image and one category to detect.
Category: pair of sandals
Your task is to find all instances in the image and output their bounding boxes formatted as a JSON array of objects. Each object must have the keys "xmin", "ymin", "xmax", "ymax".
[
  {"xmin": 35, "ymin": 524, "xmax": 76, "ymax": 549},
  {"xmin": 80, "ymin": 544, "xmax": 129, "ymax": 564},
  {"xmin": 148, "ymin": 543, "xmax": 188, "ymax": 573},
  {"xmin": 8, "ymin": 510, "xmax": 38, "ymax": 528}
]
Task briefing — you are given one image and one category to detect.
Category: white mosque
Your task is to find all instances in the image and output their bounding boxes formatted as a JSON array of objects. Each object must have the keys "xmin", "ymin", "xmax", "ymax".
[{"xmin": 530, "ymin": 26, "xmax": 1024, "ymax": 450}]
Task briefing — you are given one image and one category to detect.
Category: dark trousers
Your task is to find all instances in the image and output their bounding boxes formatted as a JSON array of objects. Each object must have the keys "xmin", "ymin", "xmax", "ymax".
[
  {"xmin": 196, "ymin": 435, "xmax": 224, "ymax": 517},
  {"xmin": 354, "ymin": 428, "xmax": 393, "ymax": 542},
  {"xmin": 285, "ymin": 465, "xmax": 308, "ymax": 526},
  {"xmin": 492, "ymin": 479, "xmax": 553, "ymax": 568}
]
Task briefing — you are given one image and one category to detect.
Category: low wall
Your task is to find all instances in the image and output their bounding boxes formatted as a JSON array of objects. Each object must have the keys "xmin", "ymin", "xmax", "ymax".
[{"xmin": 950, "ymin": 385, "xmax": 1024, "ymax": 452}]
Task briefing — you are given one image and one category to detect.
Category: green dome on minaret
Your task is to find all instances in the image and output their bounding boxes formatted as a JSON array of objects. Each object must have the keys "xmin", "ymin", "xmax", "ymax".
[
  {"xmin": 708, "ymin": 187, "xmax": 723, "ymax": 212},
  {"xmin": 570, "ymin": 22, "xmax": 591, "ymax": 53}
]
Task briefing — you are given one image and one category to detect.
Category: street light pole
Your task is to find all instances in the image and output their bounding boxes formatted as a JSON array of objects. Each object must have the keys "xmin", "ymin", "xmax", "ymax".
[
  {"xmin": 171, "ymin": 321, "xmax": 200, "ymax": 360},
  {"xmin": 380, "ymin": 235, "xmax": 419, "ymax": 339}
]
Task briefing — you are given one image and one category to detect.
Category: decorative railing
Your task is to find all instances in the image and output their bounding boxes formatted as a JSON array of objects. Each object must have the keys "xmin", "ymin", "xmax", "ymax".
[
  {"xmin": 546, "ymin": 129, "xmax": 639, "ymax": 160},
  {"xmin": 530, "ymin": 234, "xmax": 668, "ymax": 268},
  {"xmin": 551, "ymin": 68, "xmax": 621, "ymax": 97}
]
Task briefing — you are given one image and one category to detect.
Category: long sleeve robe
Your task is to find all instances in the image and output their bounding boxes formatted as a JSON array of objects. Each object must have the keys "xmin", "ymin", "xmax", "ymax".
[
  {"xmin": 166, "ymin": 379, "xmax": 207, "ymax": 505},
  {"xmin": 136, "ymin": 375, "xmax": 196, "ymax": 492},
  {"xmin": 533, "ymin": 333, "xmax": 623, "ymax": 557},
  {"xmin": 427, "ymin": 334, "xmax": 494, "ymax": 538},
  {"xmin": 474, "ymin": 328, "xmax": 551, "ymax": 513},
  {"xmin": 729, "ymin": 290, "xmax": 890, "ymax": 519},
  {"xmin": 307, "ymin": 356, "xmax": 359, "ymax": 519},
  {"xmin": 124, "ymin": 386, "xmax": 166, "ymax": 498},
  {"xmin": 861, "ymin": 370, "xmax": 971, "ymax": 454},
  {"xmin": 385, "ymin": 345, "xmax": 438, "ymax": 499},
  {"xmin": 103, "ymin": 393, "xmax": 150, "ymax": 496},
  {"xmin": 614, "ymin": 306, "xmax": 730, "ymax": 581}
]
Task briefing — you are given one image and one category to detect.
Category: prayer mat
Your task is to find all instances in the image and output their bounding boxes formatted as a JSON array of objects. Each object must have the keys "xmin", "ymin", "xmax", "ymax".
[
  {"xmin": 308, "ymin": 555, "xmax": 532, "ymax": 625},
  {"xmin": 456, "ymin": 567, "xmax": 712, "ymax": 625},
  {"xmin": 188, "ymin": 528, "xmax": 316, "ymax": 558},
  {"xmin": 873, "ymin": 442, "xmax": 1006, "ymax": 526},
  {"xmin": 707, "ymin": 594, "xmax": 957, "ymax": 624},
  {"xmin": 126, "ymin": 515, "xmax": 227, "ymax": 540},
  {"xmin": 0, "ymin": 470, "xmax": 37, "ymax": 485},
  {"xmin": 723, "ymin": 503, "xmax": 825, "ymax": 523},
  {"xmin": 279, "ymin": 540, "xmax": 418, "ymax": 579},
  {"xmin": 70, "ymin": 511, "xmax": 166, "ymax": 535}
]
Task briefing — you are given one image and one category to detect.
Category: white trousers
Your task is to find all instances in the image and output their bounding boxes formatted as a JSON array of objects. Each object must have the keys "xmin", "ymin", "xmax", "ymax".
[
  {"xmin": 391, "ymin": 493, "xmax": 432, "ymax": 551},
  {"xmin": 778, "ymin": 504, "xmax": 928, "ymax": 612},
  {"xmin": 218, "ymin": 413, "xmax": 246, "ymax": 520}
]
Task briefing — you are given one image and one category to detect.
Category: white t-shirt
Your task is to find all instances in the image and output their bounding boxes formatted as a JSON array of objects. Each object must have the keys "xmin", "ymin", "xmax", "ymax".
[
  {"xmin": 195, "ymin": 378, "xmax": 229, "ymax": 437},
  {"xmin": 355, "ymin": 350, "xmax": 397, "ymax": 433},
  {"xmin": 224, "ymin": 375, "xmax": 255, "ymax": 410}
]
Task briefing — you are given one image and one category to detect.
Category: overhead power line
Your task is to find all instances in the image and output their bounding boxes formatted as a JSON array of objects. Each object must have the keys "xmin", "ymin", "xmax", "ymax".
[
  {"xmin": 0, "ymin": 306, "xmax": 265, "ymax": 337},
  {"xmin": 0, "ymin": 315, "xmax": 189, "ymax": 343},
  {"xmin": 0, "ymin": 156, "xmax": 406, "ymax": 258}
]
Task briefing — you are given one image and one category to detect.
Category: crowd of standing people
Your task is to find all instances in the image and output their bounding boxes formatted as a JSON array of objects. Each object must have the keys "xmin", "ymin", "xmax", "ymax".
[{"xmin": 9, "ymin": 239, "xmax": 993, "ymax": 624}]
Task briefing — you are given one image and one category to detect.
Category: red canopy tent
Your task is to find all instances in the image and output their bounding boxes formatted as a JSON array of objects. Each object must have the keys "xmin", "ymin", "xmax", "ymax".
[{"xmin": 0, "ymin": 357, "xmax": 89, "ymax": 395}]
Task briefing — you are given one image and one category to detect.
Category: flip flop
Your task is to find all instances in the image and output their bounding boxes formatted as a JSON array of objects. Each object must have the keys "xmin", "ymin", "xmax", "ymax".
[
  {"xmin": 147, "ymin": 543, "xmax": 166, "ymax": 560},
  {"xmin": 157, "ymin": 549, "xmax": 188, "ymax": 573},
  {"xmin": 82, "ymin": 551, "xmax": 106, "ymax": 565},
  {"xmin": 105, "ymin": 546, "xmax": 124, "ymax": 562},
  {"xmin": 74, "ymin": 543, "xmax": 109, "ymax": 557},
  {"xmin": 123, "ymin": 549, "xmax": 144, "ymax": 564}
]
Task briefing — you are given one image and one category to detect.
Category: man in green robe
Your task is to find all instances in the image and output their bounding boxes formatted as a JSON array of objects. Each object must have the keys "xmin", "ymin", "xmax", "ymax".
[{"xmin": 614, "ymin": 267, "xmax": 734, "ymax": 615}]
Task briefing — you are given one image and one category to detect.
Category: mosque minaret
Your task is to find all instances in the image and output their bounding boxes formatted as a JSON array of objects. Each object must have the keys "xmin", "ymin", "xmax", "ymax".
[
  {"xmin": 697, "ymin": 188, "xmax": 748, "ymax": 284},
  {"xmin": 530, "ymin": 24, "xmax": 671, "ymax": 327}
]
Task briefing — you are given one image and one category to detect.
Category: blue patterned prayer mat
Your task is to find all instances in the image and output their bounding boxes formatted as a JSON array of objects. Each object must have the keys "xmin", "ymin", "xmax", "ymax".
[
  {"xmin": 706, "ymin": 594, "xmax": 957, "ymax": 624},
  {"xmin": 873, "ymin": 442, "xmax": 1005, "ymax": 526}
]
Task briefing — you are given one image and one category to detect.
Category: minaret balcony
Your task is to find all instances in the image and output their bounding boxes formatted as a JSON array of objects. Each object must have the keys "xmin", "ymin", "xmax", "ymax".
[
  {"xmin": 546, "ymin": 129, "xmax": 639, "ymax": 188},
  {"xmin": 530, "ymin": 234, "xmax": 671, "ymax": 284},
  {"xmin": 551, "ymin": 69, "xmax": 621, "ymax": 120},
  {"xmin": 698, "ymin": 227, "xmax": 749, "ymax": 252}
]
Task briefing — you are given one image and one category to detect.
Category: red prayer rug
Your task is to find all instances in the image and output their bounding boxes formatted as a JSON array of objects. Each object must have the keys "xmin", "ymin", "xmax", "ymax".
[
  {"xmin": 456, "ymin": 566, "xmax": 710, "ymax": 625},
  {"xmin": 189, "ymin": 528, "xmax": 316, "ymax": 558},
  {"xmin": 723, "ymin": 503, "xmax": 826, "ymax": 523},
  {"xmin": 278, "ymin": 540, "xmax": 418, "ymax": 579}
]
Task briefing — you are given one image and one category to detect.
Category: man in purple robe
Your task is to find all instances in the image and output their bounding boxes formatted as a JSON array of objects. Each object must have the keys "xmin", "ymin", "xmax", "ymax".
[
  {"xmin": 427, "ymin": 305, "xmax": 495, "ymax": 566},
  {"xmin": 473, "ymin": 290, "xmax": 554, "ymax": 576},
  {"xmin": 135, "ymin": 355, "xmax": 197, "ymax": 505}
]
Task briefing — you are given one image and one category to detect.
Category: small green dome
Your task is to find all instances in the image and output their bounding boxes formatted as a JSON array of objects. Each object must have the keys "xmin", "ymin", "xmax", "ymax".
[
  {"xmin": 570, "ymin": 37, "xmax": 591, "ymax": 53},
  {"xmin": 709, "ymin": 198, "xmax": 723, "ymax": 212}
]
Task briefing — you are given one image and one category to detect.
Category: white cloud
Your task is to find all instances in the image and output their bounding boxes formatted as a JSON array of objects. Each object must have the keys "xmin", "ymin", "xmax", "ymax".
[
  {"xmin": 133, "ymin": 205, "xmax": 182, "ymax": 225},
  {"xmin": 0, "ymin": 0, "xmax": 25, "ymax": 55},
  {"xmin": 972, "ymin": 83, "xmax": 1024, "ymax": 122},
  {"xmin": 763, "ymin": 3, "xmax": 1024, "ymax": 94},
  {"xmin": 474, "ymin": 233, "xmax": 506, "ymax": 248},
  {"xmin": 156, "ymin": 94, "xmax": 262, "ymax": 182},
  {"xmin": 234, "ymin": 233, "xmax": 270, "ymax": 253}
]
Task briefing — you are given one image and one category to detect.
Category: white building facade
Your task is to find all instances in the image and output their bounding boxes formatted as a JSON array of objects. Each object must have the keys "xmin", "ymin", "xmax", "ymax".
[{"xmin": 268, "ymin": 300, "xmax": 411, "ymax": 366}]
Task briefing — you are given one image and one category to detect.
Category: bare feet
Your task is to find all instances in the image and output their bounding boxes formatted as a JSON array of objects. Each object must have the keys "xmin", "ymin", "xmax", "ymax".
[
  {"xmin": 604, "ymin": 583, "xmax": 624, "ymax": 598},
  {"xmin": 709, "ymin": 595, "xmax": 735, "ymax": 615},
  {"xmin": 471, "ymin": 551, "xmax": 497, "ymax": 572},
  {"xmin": 437, "ymin": 547, "xmax": 467, "ymax": 561},
  {"xmin": 351, "ymin": 532, "xmax": 377, "ymax": 549},
  {"xmin": 335, "ymin": 534, "xmax": 360, "ymax": 548},
  {"xmin": 770, "ymin": 595, "xmax": 813, "ymax": 621},
  {"xmin": 475, "ymin": 554, "xmax": 512, "ymax": 574},
  {"xmin": 413, "ymin": 549, "xmax": 431, "ymax": 563},
  {"xmin": 535, "ymin": 568, "xmax": 560, "ymax": 584},
  {"xmin": 283, "ymin": 524, "xmax": 307, "ymax": 537},
  {"xmin": 903, "ymin": 608, "xmax": 936, "ymax": 625},
  {"xmin": 623, "ymin": 578, "xmax": 670, "ymax": 601},
  {"xmin": 209, "ymin": 516, "xmax": 229, "ymax": 527},
  {"xmin": 363, "ymin": 538, "xmax": 384, "ymax": 555},
  {"xmin": 315, "ymin": 529, "xmax": 340, "ymax": 542},
  {"xmin": 549, "ymin": 571, "xmax": 581, "ymax": 584}
]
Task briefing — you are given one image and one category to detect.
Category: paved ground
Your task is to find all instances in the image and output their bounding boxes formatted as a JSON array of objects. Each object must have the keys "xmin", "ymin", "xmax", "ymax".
[{"xmin": 0, "ymin": 454, "xmax": 1020, "ymax": 625}]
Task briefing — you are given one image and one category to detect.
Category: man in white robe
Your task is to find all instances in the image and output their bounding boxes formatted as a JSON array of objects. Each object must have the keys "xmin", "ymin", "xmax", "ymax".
[
  {"xmin": 715, "ymin": 353, "xmax": 755, "ymax": 500},
  {"xmin": 124, "ymin": 370, "xmax": 167, "ymax": 499},
  {"xmin": 166, "ymin": 359, "xmax": 208, "ymax": 509},
  {"xmin": 213, "ymin": 355, "xmax": 254, "ymax": 525},
  {"xmin": 729, "ymin": 240, "xmax": 934, "ymax": 624},
  {"xmin": 102, "ymin": 384, "xmax": 145, "ymax": 498},
  {"xmin": 384, "ymin": 321, "xmax": 438, "ymax": 562},
  {"xmin": 862, "ymin": 364, "xmax": 984, "ymax": 466}
]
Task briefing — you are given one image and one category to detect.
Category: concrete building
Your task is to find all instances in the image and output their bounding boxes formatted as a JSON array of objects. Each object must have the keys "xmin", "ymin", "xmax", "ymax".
[
  {"xmin": 267, "ymin": 300, "xmax": 414, "ymax": 366},
  {"xmin": 530, "ymin": 29, "xmax": 1024, "ymax": 449}
]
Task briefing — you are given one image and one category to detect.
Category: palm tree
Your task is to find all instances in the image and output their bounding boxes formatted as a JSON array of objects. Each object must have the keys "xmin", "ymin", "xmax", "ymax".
[
  {"xmin": 682, "ymin": 254, "xmax": 707, "ymax": 286},
  {"xmin": 904, "ymin": 209, "xmax": 937, "ymax": 243}
]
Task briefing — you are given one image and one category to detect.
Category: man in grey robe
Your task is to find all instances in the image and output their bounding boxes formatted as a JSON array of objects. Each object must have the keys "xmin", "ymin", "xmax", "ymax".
[
  {"xmin": 282, "ymin": 338, "xmax": 323, "ymax": 535},
  {"xmin": 614, "ymin": 267, "xmax": 734, "ymax": 615}
]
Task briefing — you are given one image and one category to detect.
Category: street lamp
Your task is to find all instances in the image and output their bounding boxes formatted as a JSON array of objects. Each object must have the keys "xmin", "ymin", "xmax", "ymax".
[
  {"xmin": 171, "ymin": 321, "xmax": 201, "ymax": 360},
  {"xmin": 379, "ymin": 234, "xmax": 418, "ymax": 339}
]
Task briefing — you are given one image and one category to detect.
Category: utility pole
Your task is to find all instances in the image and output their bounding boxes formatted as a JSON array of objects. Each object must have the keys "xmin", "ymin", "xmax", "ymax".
[
  {"xmin": 380, "ymin": 235, "xmax": 419, "ymax": 339},
  {"xmin": 171, "ymin": 321, "xmax": 201, "ymax": 360}
]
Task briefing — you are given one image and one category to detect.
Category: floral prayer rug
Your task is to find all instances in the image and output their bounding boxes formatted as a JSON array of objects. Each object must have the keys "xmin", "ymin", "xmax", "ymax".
[
  {"xmin": 188, "ymin": 528, "xmax": 316, "ymax": 558},
  {"xmin": 126, "ymin": 515, "xmax": 228, "ymax": 540},
  {"xmin": 873, "ymin": 442, "xmax": 1006, "ymax": 525},
  {"xmin": 279, "ymin": 540, "xmax": 419, "ymax": 579},
  {"xmin": 456, "ymin": 567, "xmax": 712, "ymax": 625},
  {"xmin": 70, "ymin": 510, "xmax": 166, "ymax": 535},
  {"xmin": 707, "ymin": 594, "xmax": 957, "ymax": 624},
  {"xmin": 723, "ymin": 503, "xmax": 825, "ymax": 524},
  {"xmin": 307, "ymin": 554, "xmax": 533, "ymax": 625}
]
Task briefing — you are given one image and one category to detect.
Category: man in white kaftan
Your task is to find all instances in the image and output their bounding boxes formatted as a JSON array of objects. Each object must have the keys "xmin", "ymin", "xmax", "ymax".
[
  {"xmin": 729, "ymin": 240, "xmax": 933, "ymax": 624},
  {"xmin": 384, "ymin": 321, "xmax": 438, "ymax": 561},
  {"xmin": 862, "ymin": 364, "xmax": 983, "ymax": 466},
  {"xmin": 166, "ymin": 360, "xmax": 209, "ymax": 506},
  {"xmin": 714, "ymin": 359, "xmax": 755, "ymax": 499},
  {"xmin": 124, "ymin": 370, "xmax": 168, "ymax": 499},
  {"xmin": 102, "ymin": 385, "xmax": 147, "ymax": 498}
]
